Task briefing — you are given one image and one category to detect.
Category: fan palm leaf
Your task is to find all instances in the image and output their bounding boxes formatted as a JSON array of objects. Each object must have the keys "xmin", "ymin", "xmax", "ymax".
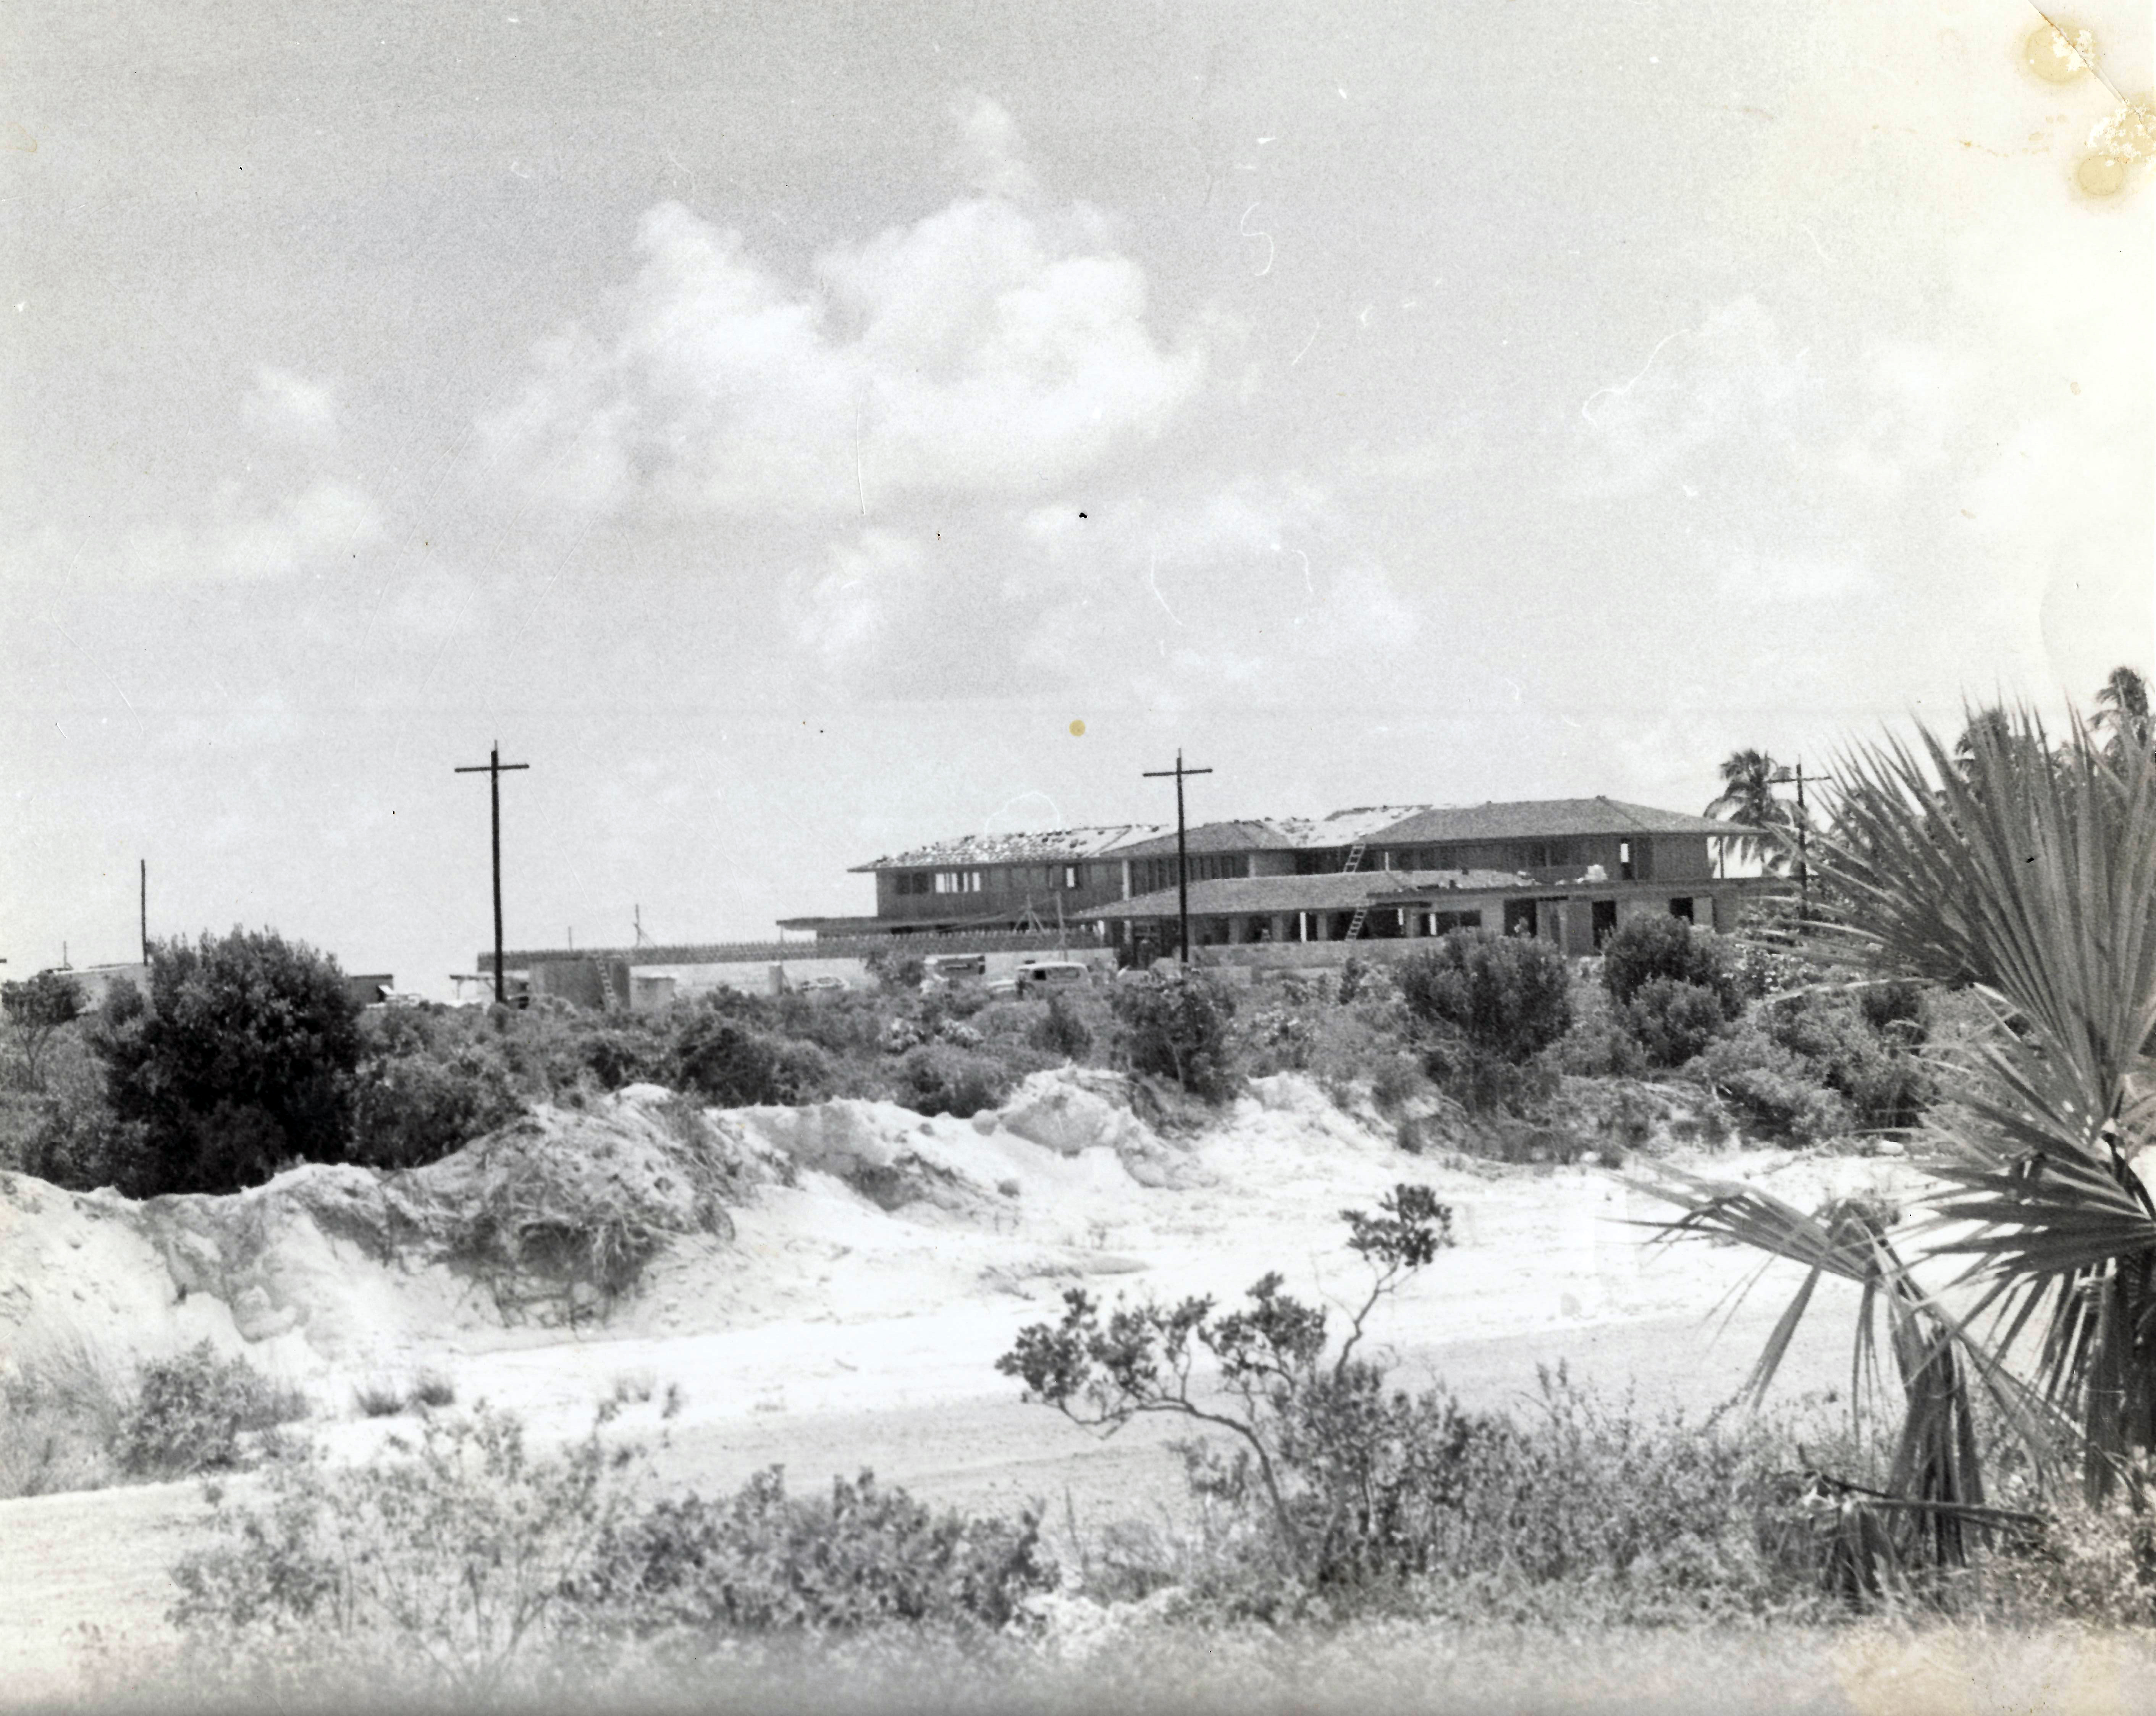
[{"xmin": 1644, "ymin": 705, "xmax": 2156, "ymax": 1529}]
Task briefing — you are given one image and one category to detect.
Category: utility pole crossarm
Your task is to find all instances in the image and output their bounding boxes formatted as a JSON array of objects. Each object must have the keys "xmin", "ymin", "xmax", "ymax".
[
  {"xmin": 1766, "ymin": 761, "xmax": 1833, "ymax": 918},
  {"xmin": 454, "ymin": 743, "xmax": 532, "ymax": 1007},
  {"xmin": 1143, "ymin": 749, "xmax": 1214, "ymax": 966}
]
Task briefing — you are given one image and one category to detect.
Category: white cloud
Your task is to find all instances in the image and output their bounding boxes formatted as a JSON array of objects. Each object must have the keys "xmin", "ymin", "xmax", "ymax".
[
  {"xmin": 241, "ymin": 366, "xmax": 339, "ymax": 445},
  {"xmin": 481, "ymin": 108, "xmax": 1202, "ymax": 520},
  {"xmin": 119, "ymin": 479, "xmax": 382, "ymax": 583},
  {"xmin": 950, "ymin": 93, "xmax": 1039, "ymax": 202},
  {"xmin": 792, "ymin": 477, "xmax": 1420, "ymax": 708}
]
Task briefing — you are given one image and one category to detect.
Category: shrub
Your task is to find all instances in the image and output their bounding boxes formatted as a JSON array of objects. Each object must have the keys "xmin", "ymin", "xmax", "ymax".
[
  {"xmin": 1549, "ymin": 982, "xmax": 1649, "ymax": 1078},
  {"xmin": 668, "ymin": 1012, "xmax": 830, "ymax": 1107},
  {"xmin": 894, "ymin": 1043, "xmax": 1017, "ymax": 1118},
  {"xmin": 1335, "ymin": 957, "xmax": 1371, "ymax": 1005},
  {"xmin": 0, "ymin": 1329, "xmax": 128, "ymax": 1498},
  {"xmin": 115, "ymin": 1342, "xmax": 307, "ymax": 1480},
  {"xmin": 1006, "ymin": 1183, "xmax": 1829, "ymax": 1624},
  {"xmin": 8, "ymin": 1026, "xmax": 155, "ymax": 1191},
  {"xmin": 1686, "ymin": 1026, "xmax": 1855, "ymax": 1142},
  {"xmin": 1857, "ymin": 979, "xmax": 1927, "ymax": 1040},
  {"xmin": 1760, "ymin": 989, "xmax": 1929, "ymax": 1132},
  {"xmin": 1032, "ymin": 989, "xmax": 1095, "ymax": 1061},
  {"xmin": 771, "ymin": 990, "xmax": 890, "ymax": 1059},
  {"xmin": 1000, "ymin": 1186, "xmax": 1455, "ymax": 1586},
  {"xmin": 411, "ymin": 1373, "xmax": 457, "ymax": 1410},
  {"xmin": 169, "ymin": 1406, "xmax": 1055, "ymax": 1700},
  {"xmin": 576, "ymin": 1466, "xmax": 1057, "ymax": 1638},
  {"xmin": 1110, "ymin": 971, "xmax": 1239, "ymax": 1102},
  {"xmin": 170, "ymin": 1405, "xmax": 639, "ymax": 1702},
  {"xmin": 355, "ymin": 1382, "xmax": 407, "ymax": 1419},
  {"xmin": 1601, "ymin": 916, "xmax": 1742, "ymax": 1016},
  {"xmin": 1396, "ymin": 932, "xmax": 1571, "ymax": 1111},
  {"xmin": 349, "ymin": 1009, "xmax": 524, "ymax": 1171},
  {"xmin": 1398, "ymin": 931, "xmax": 1573, "ymax": 1063},
  {"xmin": 1625, "ymin": 978, "xmax": 1731, "ymax": 1068},
  {"xmin": 863, "ymin": 950, "xmax": 926, "ymax": 993},
  {"xmin": 89, "ymin": 930, "xmax": 362, "ymax": 1196},
  {"xmin": 2, "ymin": 969, "xmax": 84, "ymax": 1091},
  {"xmin": 574, "ymin": 1023, "xmax": 672, "ymax": 1091}
]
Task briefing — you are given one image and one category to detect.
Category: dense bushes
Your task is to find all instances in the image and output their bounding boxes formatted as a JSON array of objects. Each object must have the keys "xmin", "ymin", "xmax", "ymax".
[
  {"xmin": 1110, "ymin": 971, "xmax": 1240, "ymax": 1102},
  {"xmin": 1624, "ymin": 977, "xmax": 1731, "ymax": 1068},
  {"xmin": 1671, "ymin": 977, "xmax": 1929, "ymax": 1144},
  {"xmin": 579, "ymin": 1467, "xmax": 1055, "ymax": 1638},
  {"xmin": 91, "ymin": 932, "xmax": 362, "ymax": 1196},
  {"xmin": 115, "ymin": 1342, "xmax": 309, "ymax": 1479},
  {"xmin": 670, "ymin": 1013, "xmax": 832, "ymax": 1108},
  {"xmin": 0, "ymin": 914, "xmax": 1941, "ymax": 1195},
  {"xmin": 1601, "ymin": 915, "xmax": 1742, "ymax": 1015},
  {"xmin": 894, "ymin": 1043, "xmax": 1019, "ymax": 1118},
  {"xmin": 169, "ymin": 1405, "xmax": 1056, "ymax": 1701},
  {"xmin": 349, "ymin": 1007, "xmax": 524, "ymax": 1171},
  {"xmin": 1, "ymin": 969, "xmax": 84, "ymax": 1091},
  {"xmin": 1399, "ymin": 932, "xmax": 1573, "ymax": 1062},
  {"xmin": 1397, "ymin": 931, "xmax": 1571, "ymax": 1110}
]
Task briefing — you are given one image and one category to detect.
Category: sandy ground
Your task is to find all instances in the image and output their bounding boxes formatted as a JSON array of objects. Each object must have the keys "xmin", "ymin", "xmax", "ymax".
[{"xmin": 0, "ymin": 1072, "xmax": 1910, "ymax": 1705}]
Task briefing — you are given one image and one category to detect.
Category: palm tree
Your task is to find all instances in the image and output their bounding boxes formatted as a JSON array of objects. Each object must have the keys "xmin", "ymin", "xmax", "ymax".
[
  {"xmin": 2095, "ymin": 665, "xmax": 2152, "ymax": 760},
  {"xmin": 1645, "ymin": 705, "xmax": 2156, "ymax": 1574},
  {"xmin": 1705, "ymin": 748, "xmax": 1796, "ymax": 875},
  {"xmin": 1951, "ymin": 706, "xmax": 2015, "ymax": 783}
]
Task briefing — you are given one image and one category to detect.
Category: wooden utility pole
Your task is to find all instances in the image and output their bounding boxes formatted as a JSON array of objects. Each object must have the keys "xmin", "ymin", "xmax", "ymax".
[
  {"xmin": 1143, "ymin": 749, "xmax": 1212, "ymax": 964},
  {"xmin": 454, "ymin": 743, "xmax": 531, "ymax": 1005},
  {"xmin": 1768, "ymin": 760, "xmax": 1831, "ymax": 918},
  {"xmin": 139, "ymin": 860, "xmax": 148, "ymax": 966}
]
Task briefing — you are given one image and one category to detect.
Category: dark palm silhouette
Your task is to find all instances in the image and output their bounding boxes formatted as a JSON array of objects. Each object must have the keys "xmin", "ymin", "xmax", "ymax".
[
  {"xmin": 1705, "ymin": 748, "xmax": 1794, "ymax": 874},
  {"xmin": 2094, "ymin": 664, "xmax": 2151, "ymax": 759}
]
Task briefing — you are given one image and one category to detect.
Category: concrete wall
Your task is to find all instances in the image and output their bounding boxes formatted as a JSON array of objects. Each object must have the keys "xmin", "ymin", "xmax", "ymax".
[
  {"xmin": 57, "ymin": 964, "xmax": 150, "ymax": 1008},
  {"xmin": 635, "ymin": 944, "xmax": 1119, "ymax": 1002},
  {"xmin": 1649, "ymin": 836, "xmax": 1714, "ymax": 882}
]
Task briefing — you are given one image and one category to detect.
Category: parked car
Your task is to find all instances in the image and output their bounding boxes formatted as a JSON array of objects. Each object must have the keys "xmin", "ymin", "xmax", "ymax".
[
  {"xmin": 990, "ymin": 959, "xmax": 1092, "ymax": 998},
  {"xmin": 919, "ymin": 953, "xmax": 989, "ymax": 994}
]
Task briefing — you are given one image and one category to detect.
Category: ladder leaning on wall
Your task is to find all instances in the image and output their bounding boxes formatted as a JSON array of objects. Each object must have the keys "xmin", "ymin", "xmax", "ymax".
[{"xmin": 1341, "ymin": 839, "xmax": 1371, "ymax": 941}]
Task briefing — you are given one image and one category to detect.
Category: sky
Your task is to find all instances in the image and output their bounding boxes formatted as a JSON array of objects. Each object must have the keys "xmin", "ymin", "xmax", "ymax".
[{"xmin": 2, "ymin": 1, "xmax": 2151, "ymax": 993}]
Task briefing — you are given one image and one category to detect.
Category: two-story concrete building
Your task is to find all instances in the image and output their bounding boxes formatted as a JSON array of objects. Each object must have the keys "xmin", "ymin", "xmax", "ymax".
[
  {"xmin": 779, "ymin": 797, "xmax": 1765, "ymax": 959},
  {"xmin": 1083, "ymin": 798, "xmax": 1761, "ymax": 957},
  {"xmin": 776, "ymin": 824, "xmax": 1169, "ymax": 940}
]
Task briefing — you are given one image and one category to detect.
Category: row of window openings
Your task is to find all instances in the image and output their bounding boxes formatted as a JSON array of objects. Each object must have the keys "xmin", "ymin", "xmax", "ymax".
[
  {"xmin": 894, "ymin": 842, "xmax": 1647, "ymax": 899},
  {"xmin": 892, "ymin": 865, "xmax": 1089, "ymax": 898}
]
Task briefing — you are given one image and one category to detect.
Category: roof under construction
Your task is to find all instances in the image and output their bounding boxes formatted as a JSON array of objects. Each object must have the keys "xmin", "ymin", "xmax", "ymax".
[
  {"xmin": 856, "ymin": 797, "xmax": 1750, "ymax": 874},
  {"xmin": 849, "ymin": 823, "xmax": 1169, "ymax": 873},
  {"xmin": 1373, "ymin": 797, "xmax": 1750, "ymax": 843}
]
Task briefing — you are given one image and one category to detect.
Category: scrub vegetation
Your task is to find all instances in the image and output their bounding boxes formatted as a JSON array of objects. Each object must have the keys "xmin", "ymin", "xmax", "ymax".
[{"xmin": 7, "ymin": 673, "xmax": 2154, "ymax": 1706}]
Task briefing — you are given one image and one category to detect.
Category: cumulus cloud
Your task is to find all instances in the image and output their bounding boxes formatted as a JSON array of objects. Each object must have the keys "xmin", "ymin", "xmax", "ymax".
[
  {"xmin": 241, "ymin": 365, "xmax": 339, "ymax": 445},
  {"xmin": 119, "ymin": 478, "xmax": 383, "ymax": 583},
  {"xmin": 792, "ymin": 477, "xmax": 1418, "ymax": 706},
  {"xmin": 481, "ymin": 105, "xmax": 1202, "ymax": 519}
]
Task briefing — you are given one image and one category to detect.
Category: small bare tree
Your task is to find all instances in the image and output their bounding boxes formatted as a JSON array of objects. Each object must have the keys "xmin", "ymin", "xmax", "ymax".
[{"xmin": 997, "ymin": 1184, "xmax": 1453, "ymax": 1576}]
